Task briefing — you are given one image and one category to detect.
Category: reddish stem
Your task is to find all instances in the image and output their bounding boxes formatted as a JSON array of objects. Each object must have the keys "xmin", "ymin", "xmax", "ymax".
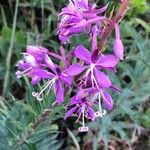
[{"xmin": 98, "ymin": 0, "xmax": 130, "ymax": 51}]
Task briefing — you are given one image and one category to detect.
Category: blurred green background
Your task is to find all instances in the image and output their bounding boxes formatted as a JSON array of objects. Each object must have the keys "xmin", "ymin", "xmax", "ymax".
[{"xmin": 0, "ymin": 0, "xmax": 150, "ymax": 150}]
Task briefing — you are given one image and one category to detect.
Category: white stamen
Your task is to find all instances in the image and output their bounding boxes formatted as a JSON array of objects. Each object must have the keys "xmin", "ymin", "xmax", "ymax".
[
  {"xmin": 95, "ymin": 93, "xmax": 107, "ymax": 118},
  {"xmin": 15, "ymin": 67, "xmax": 32, "ymax": 78},
  {"xmin": 78, "ymin": 106, "xmax": 89, "ymax": 132},
  {"xmin": 82, "ymin": 108, "xmax": 85, "ymax": 127},
  {"xmin": 32, "ymin": 78, "xmax": 55, "ymax": 101},
  {"xmin": 98, "ymin": 93, "xmax": 102, "ymax": 113},
  {"xmin": 15, "ymin": 71, "xmax": 22, "ymax": 78},
  {"xmin": 90, "ymin": 63, "xmax": 95, "ymax": 69}
]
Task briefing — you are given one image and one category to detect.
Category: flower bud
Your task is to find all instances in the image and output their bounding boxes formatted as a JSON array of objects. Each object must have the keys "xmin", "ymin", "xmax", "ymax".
[
  {"xmin": 113, "ymin": 23, "xmax": 124, "ymax": 60},
  {"xmin": 113, "ymin": 38, "xmax": 124, "ymax": 60}
]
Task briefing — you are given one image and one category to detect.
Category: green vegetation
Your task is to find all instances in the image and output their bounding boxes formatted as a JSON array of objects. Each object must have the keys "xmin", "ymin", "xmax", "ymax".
[{"xmin": 0, "ymin": 0, "xmax": 149, "ymax": 149}]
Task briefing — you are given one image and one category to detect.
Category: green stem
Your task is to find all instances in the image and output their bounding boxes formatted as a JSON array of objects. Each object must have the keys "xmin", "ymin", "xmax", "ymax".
[
  {"xmin": 3, "ymin": 0, "xmax": 19, "ymax": 95},
  {"xmin": 0, "ymin": 5, "xmax": 7, "ymax": 26}
]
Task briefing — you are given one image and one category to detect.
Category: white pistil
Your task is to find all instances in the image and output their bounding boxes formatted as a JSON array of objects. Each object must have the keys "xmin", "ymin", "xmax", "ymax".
[{"xmin": 32, "ymin": 78, "xmax": 55, "ymax": 101}]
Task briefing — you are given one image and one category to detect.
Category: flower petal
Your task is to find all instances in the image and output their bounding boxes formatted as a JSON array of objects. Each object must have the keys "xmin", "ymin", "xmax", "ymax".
[
  {"xmin": 101, "ymin": 91, "xmax": 113, "ymax": 110},
  {"xmin": 67, "ymin": 19, "xmax": 88, "ymax": 35},
  {"xmin": 90, "ymin": 4, "xmax": 108, "ymax": 14},
  {"xmin": 56, "ymin": 80, "xmax": 64, "ymax": 104},
  {"xmin": 94, "ymin": 69, "xmax": 111, "ymax": 88},
  {"xmin": 31, "ymin": 76, "xmax": 41, "ymax": 85},
  {"xmin": 96, "ymin": 55, "xmax": 118, "ymax": 68},
  {"xmin": 64, "ymin": 106, "xmax": 78, "ymax": 120},
  {"xmin": 44, "ymin": 54, "xmax": 56, "ymax": 73},
  {"xmin": 86, "ymin": 106, "xmax": 95, "ymax": 121},
  {"xmin": 70, "ymin": 96, "xmax": 79, "ymax": 105},
  {"xmin": 76, "ymin": 88, "xmax": 90, "ymax": 100},
  {"xmin": 35, "ymin": 69, "xmax": 54, "ymax": 79},
  {"xmin": 64, "ymin": 64, "xmax": 86, "ymax": 76},
  {"xmin": 24, "ymin": 55, "xmax": 37, "ymax": 67},
  {"xmin": 74, "ymin": 45, "xmax": 91, "ymax": 63},
  {"xmin": 27, "ymin": 45, "xmax": 48, "ymax": 56},
  {"xmin": 60, "ymin": 75, "xmax": 72, "ymax": 85}
]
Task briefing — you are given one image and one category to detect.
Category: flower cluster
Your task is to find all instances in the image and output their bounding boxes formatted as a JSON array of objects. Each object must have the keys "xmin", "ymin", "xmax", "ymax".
[{"xmin": 16, "ymin": 0, "xmax": 124, "ymax": 132}]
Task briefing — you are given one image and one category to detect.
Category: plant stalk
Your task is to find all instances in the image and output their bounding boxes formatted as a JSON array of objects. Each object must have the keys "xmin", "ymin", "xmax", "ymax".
[{"xmin": 3, "ymin": 0, "xmax": 19, "ymax": 95}]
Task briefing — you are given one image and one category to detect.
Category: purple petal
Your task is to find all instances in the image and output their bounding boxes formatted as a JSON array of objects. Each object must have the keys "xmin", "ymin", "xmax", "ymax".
[
  {"xmin": 27, "ymin": 45, "xmax": 48, "ymax": 56},
  {"xmin": 101, "ymin": 91, "xmax": 113, "ymax": 110},
  {"xmin": 31, "ymin": 76, "xmax": 41, "ymax": 85},
  {"xmin": 35, "ymin": 69, "xmax": 54, "ymax": 79},
  {"xmin": 70, "ymin": 96, "xmax": 82, "ymax": 105},
  {"xmin": 44, "ymin": 54, "xmax": 56, "ymax": 73},
  {"xmin": 76, "ymin": 88, "xmax": 90, "ymax": 100},
  {"xmin": 67, "ymin": 19, "xmax": 88, "ymax": 35},
  {"xmin": 74, "ymin": 45, "xmax": 91, "ymax": 63},
  {"xmin": 64, "ymin": 64, "xmax": 86, "ymax": 76},
  {"xmin": 90, "ymin": 4, "xmax": 108, "ymax": 14},
  {"xmin": 60, "ymin": 75, "xmax": 72, "ymax": 85},
  {"xmin": 96, "ymin": 55, "xmax": 118, "ymax": 68},
  {"xmin": 74, "ymin": 0, "xmax": 89, "ymax": 10},
  {"xmin": 64, "ymin": 106, "xmax": 78, "ymax": 120},
  {"xmin": 59, "ymin": 7, "xmax": 76, "ymax": 16},
  {"xmin": 94, "ymin": 69, "xmax": 111, "ymax": 88},
  {"xmin": 56, "ymin": 80, "xmax": 64, "ymax": 104},
  {"xmin": 86, "ymin": 106, "xmax": 95, "ymax": 121},
  {"xmin": 86, "ymin": 16, "xmax": 106, "ymax": 25},
  {"xmin": 24, "ymin": 55, "xmax": 37, "ymax": 67}
]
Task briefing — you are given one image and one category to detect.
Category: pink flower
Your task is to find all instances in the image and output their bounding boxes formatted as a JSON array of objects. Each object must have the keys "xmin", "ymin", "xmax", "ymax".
[{"xmin": 58, "ymin": 0, "xmax": 107, "ymax": 43}]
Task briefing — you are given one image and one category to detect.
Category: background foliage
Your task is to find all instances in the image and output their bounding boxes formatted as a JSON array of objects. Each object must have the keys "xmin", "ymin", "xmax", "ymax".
[{"xmin": 0, "ymin": 0, "xmax": 150, "ymax": 150}]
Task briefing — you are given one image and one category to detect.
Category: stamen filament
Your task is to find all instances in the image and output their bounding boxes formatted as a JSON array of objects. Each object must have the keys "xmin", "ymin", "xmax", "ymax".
[
  {"xmin": 32, "ymin": 78, "xmax": 55, "ymax": 101},
  {"xmin": 46, "ymin": 78, "xmax": 55, "ymax": 95},
  {"xmin": 98, "ymin": 93, "xmax": 102, "ymax": 112},
  {"xmin": 82, "ymin": 110, "xmax": 85, "ymax": 127},
  {"xmin": 16, "ymin": 67, "xmax": 32, "ymax": 78}
]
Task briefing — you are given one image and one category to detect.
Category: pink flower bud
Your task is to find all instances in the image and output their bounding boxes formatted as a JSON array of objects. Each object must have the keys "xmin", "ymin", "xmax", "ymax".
[
  {"xmin": 113, "ymin": 39, "xmax": 124, "ymax": 60},
  {"xmin": 113, "ymin": 23, "xmax": 124, "ymax": 60}
]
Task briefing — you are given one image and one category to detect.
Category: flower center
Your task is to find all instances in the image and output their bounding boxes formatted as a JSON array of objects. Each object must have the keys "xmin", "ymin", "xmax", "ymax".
[{"xmin": 90, "ymin": 63, "xmax": 95, "ymax": 70}]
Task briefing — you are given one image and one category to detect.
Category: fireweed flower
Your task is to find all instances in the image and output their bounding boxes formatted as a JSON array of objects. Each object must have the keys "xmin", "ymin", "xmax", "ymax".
[
  {"xmin": 65, "ymin": 89, "xmax": 95, "ymax": 132},
  {"xmin": 16, "ymin": 0, "xmax": 125, "ymax": 132},
  {"xmin": 16, "ymin": 46, "xmax": 72, "ymax": 104},
  {"xmin": 65, "ymin": 45, "xmax": 118, "ymax": 89},
  {"xmin": 32, "ymin": 55, "xmax": 72, "ymax": 103},
  {"xmin": 58, "ymin": 0, "xmax": 107, "ymax": 42},
  {"xmin": 15, "ymin": 46, "xmax": 51, "ymax": 85},
  {"xmin": 113, "ymin": 23, "xmax": 124, "ymax": 60}
]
